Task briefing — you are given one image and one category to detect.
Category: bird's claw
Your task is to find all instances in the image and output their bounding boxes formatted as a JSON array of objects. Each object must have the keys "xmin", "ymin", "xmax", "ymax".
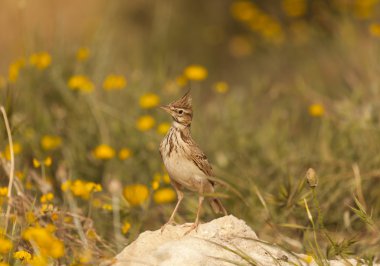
[{"xmin": 183, "ymin": 222, "xmax": 199, "ymax": 235}]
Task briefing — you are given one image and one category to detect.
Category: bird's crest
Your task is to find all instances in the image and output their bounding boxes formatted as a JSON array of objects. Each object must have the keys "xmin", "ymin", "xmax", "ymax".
[{"xmin": 171, "ymin": 89, "xmax": 192, "ymax": 110}]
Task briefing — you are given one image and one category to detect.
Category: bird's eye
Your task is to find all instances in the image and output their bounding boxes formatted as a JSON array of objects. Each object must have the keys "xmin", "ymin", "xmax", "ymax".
[{"xmin": 178, "ymin": 110, "xmax": 183, "ymax": 114}]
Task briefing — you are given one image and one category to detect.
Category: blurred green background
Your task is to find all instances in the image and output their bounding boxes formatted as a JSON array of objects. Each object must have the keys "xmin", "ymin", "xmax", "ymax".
[{"xmin": 1, "ymin": 0, "xmax": 380, "ymax": 264}]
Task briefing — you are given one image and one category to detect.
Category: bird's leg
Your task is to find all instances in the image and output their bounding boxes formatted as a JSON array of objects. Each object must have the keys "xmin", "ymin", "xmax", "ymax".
[
  {"xmin": 184, "ymin": 195, "xmax": 204, "ymax": 235},
  {"xmin": 161, "ymin": 186, "xmax": 183, "ymax": 233},
  {"xmin": 184, "ymin": 180, "xmax": 205, "ymax": 235}
]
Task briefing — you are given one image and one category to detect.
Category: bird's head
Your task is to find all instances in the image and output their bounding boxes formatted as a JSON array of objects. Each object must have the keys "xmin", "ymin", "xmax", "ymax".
[{"xmin": 160, "ymin": 90, "xmax": 193, "ymax": 127}]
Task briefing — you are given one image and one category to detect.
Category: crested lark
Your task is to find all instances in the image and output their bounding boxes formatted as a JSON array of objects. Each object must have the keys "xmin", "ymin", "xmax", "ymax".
[{"xmin": 159, "ymin": 90, "xmax": 227, "ymax": 233}]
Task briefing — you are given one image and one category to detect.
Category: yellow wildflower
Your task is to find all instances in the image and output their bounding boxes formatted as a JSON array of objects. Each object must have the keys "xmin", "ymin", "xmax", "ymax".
[
  {"xmin": 136, "ymin": 115, "xmax": 155, "ymax": 131},
  {"xmin": 8, "ymin": 58, "xmax": 25, "ymax": 83},
  {"xmin": 33, "ymin": 158, "xmax": 41, "ymax": 168},
  {"xmin": 308, "ymin": 103, "xmax": 325, "ymax": 117},
  {"xmin": 162, "ymin": 173, "xmax": 171, "ymax": 184},
  {"xmin": 61, "ymin": 181, "xmax": 71, "ymax": 192},
  {"xmin": 354, "ymin": 0, "xmax": 377, "ymax": 19},
  {"xmin": 40, "ymin": 204, "xmax": 54, "ymax": 213},
  {"xmin": 157, "ymin": 122, "xmax": 170, "ymax": 135},
  {"xmin": 369, "ymin": 23, "xmax": 380, "ymax": 37},
  {"xmin": 79, "ymin": 249, "xmax": 92, "ymax": 263},
  {"xmin": 183, "ymin": 65, "xmax": 208, "ymax": 81},
  {"xmin": 123, "ymin": 184, "xmax": 149, "ymax": 206},
  {"xmin": 0, "ymin": 238, "xmax": 12, "ymax": 253},
  {"xmin": 14, "ymin": 250, "xmax": 32, "ymax": 262},
  {"xmin": 44, "ymin": 156, "xmax": 52, "ymax": 167},
  {"xmin": 282, "ymin": 0, "xmax": 307, "ymax": 18},
  {"xmin": 69, "ymin": 180, "xmax": 102, "ymax": 200},
  {"xmin": 76, "ymin": 47, "xmax": 90, "ymax": 61},
  {"xmin": 16, "ymin": 171, "xmax": 25, "ymax": 180},
  {"xmin": 41, "ymin": 135, "xmax": 62, "ymax": 150},
  {"xmin": 51, "ymin": 212, "xmax": 59, "ymax": 221},
  {"xmin": 40, "ymin": 193, "xmax": 54, "ymax": 203},
  {"xmin": 5, "ymin": 142, "xmax": 22, "ymax": 160},
  {"xmin": 23, "ymin": 226, "xmax": 64, "ymax": 258},
  {"xmin": 29, "ymin": 52, "xmax": 51, "ymax": 69},
  {"xmin": 151, "ymin": 180, "xmax": 160, "ymax": 190},
  {"xmin": 153, "ymin": 188, "xmax": 176, "ymax": 204},
  {"xmin": 230, "ymin": 1, "xmax": 259, "ymax": 21},
  {"xmin": 26, "ymin": 211, "xmax": 36, "ymax": 224},
  {"xmin": 33, "ymin": 157, "xmax": 52, "ymax": 168},
  {"xmin": 103, "ymin": 74, "xmax": 127, "ymax": 90},
  {"xmin": 0, "ymin": 187, "xmax": 8, "ymax": 197},
  {"xmin": 102, "ymin": 204, "xmax": 113, "ymax": 211},
  {"xmin": 122, "ymin": 221, "xmax": 131, "ymax": 234},
  {"xmin": 301, "ymin": 254, "xmax": 314, "ymax": 263},
  {"xmin": 213, "ymin": 81, "xmax": 229, "ymax": 94},
  {"xmin": 176, "ymin": 75, "xmax": 188, "ymax": 87},
  {"xmin": 93, "ymin": 144, "xmax": 115, "ymax": 160},
  {"xmin": 68, "ymin": 75, "xmax": 94, "ymax": 92},
  {"xmin": 139, "ymin": 93, "xmax": 160, "ymax": 109},
  {"xmin": 119, "ymin": 148, "xmax": 132, "ymax": 160}
]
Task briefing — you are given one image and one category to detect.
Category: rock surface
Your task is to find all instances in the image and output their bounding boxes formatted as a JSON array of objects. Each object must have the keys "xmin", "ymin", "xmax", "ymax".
[{"xmin": 113, "ymin": 215, "xmax": 372, "ymax": 266}]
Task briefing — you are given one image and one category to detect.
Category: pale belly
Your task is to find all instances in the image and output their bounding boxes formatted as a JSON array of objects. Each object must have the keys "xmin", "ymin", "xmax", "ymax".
[{"xmin": 163, "ymin": 153, "xmax": 211, "ymax": 192}]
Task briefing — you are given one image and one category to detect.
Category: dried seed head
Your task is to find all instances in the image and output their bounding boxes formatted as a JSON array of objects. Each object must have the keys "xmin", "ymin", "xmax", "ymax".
[{"xmin": 306, "ymin": 168, "xmax": 318, "ymax": 188}]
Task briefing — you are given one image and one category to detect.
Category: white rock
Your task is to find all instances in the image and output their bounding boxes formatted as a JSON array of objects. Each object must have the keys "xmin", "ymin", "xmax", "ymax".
[{"xmin": 113, "ymin": 215, "xmax": 375, "ymax": 266}]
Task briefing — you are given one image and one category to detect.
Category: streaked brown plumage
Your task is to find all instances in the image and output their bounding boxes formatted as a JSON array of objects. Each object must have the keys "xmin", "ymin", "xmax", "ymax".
[{"xmin": 159, "ymin": 90, "xmax": 227, "ymax": 233}]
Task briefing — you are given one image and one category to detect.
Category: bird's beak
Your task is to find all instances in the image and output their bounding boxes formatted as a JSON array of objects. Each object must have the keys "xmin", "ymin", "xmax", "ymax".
[{"xmin": 159, "ymin": 105, "xmax": 171, "ymax": 114}]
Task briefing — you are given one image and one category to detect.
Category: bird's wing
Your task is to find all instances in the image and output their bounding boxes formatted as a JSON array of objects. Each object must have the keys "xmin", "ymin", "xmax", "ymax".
[{"xmin": 189, "ymin": 144, "xmax": 213, "ymax": 177}]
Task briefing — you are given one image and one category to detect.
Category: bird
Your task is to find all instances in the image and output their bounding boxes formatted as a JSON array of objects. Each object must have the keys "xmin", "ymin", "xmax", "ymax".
[{"xmin": 159, "ymin": 90, "xmax": 227, "ymax": 233}]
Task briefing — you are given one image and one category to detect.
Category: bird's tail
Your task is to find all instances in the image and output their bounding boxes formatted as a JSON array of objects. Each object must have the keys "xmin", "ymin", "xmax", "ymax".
[{"xmin": 209, "ymin": 198, "xmax": 228, "ymax": 216}]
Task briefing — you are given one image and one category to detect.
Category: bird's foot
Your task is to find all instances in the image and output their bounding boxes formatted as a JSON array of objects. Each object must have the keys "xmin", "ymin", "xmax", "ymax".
[
  {"xmin": 160, "ymin": 219, "xmax": 178, "ymax": 233},
  {"xmin": 183, "ymin": 221, "xmax": 200, "ymax": 235}
]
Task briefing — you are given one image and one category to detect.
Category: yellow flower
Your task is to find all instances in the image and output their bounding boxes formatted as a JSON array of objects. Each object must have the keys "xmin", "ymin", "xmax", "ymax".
[
  {"xmin": 282, "ymin": 0, "xmax": 307, "ymax": 18},
  {"xmin": 139, "ymin": 93, "xmax": 160, "ymax": 108},
  {"xmin": 119, "ymin": 148, "xmax": 132, "ymax": 160},
  {"xmin": 354, "ymin": 0, "xmax": 377, "ymax": 19},
  {"xmin": 162, "ymin": 173, "xmax": 171, "ymax": 184},
  {"xmin": 5, "ymin": 142, "xmax": 22, "ymax": 160},
  {"xmin": 369, "ymin": 23, "xmax": 380, "ymax": 37},
  {"xmin": 122, "ymin": 221, "xmax": 131, "ymax": 234},
  {"xmin": 183, "ymin": 65, "xmax": 208, "ymax": 81},
  {"xmin": 301, "ymin": 254, "xmax": 314, "ymax": 263},
  {"xmin": 308, "ymin": 103, "xmax": 325, "ymax": 117},
  {"xmin": 61, "ymin": 181, "xmax": 71, "ymax": 192},
  {"xmin": 68, "ymin": 75, "xmax": 94, "ymax": 92},
  {"xmin": 8, "ymin": 58, "xmax": 25, "ymax": 83},
  {"xmin": 213, "ymin": 82, "xmax": 229, "ymax": 94},
  {"xmin": 0, "ymin": 187, "xmax": 8, "ymax": 197},
  {"xmin": 0, "ymin": 237, "xmax": 12, "ymax": 253},
  {"xmin": 230, "ymin": 1, "xmax": 259, "ymax": 21},
  {"xmin": 153, "ymin": 188, "xmax": 176, "ymax": 204},
  {"xmin": 0, "ymin": 263, "xmax": 9, "ymax": 266},
  {"xmin": 157, "ymin": 122, "xmax": 170, "ymax": 135},
  {"xmin": 93, "ymin": 144, "xmax": 115, "ymax": 160},
  {"xmin": 123, "ymin": 184, "xmax": 149, "ymax": 206},
  {"xmin": 44, "ymin": 156, "xmax": 52, "ymax": 167},
  {"xmin": 26, "ymin": 211, "xmax": 36, "ymax": 224},
  {"xmin": 76, "ymin": 47, "xmax": 90, "ymax": 61},
  {"xmin": 23, "ymin": 226, "xmax": 64, "ymax": 258},
  {"xmin": 14, "ymin": 250, "xmax": 32, "ymax": 262},
  {"xmin": 41, "ymin": 135, "xmax": 62, "ymax": 150},
  {"xmin": 33, "ymin": 158, "xmax": 41, "ymax": 168},
  {"xmin": 29, "ymin": 52, "xmax": 52, "ymax": 69},
  {"xmin": 40, "ymin": 193, "xmax": 54, "ymax": 203},
  {"xmin": 102, "ymin": 204, "xmax": 113, "ymax": 211},
  {"xmin": 103, "ymin": 75, "xmax": 127, "ymax": 90},
  {"xmin": 151, "ymin": 180, "xmax": 160, "ymax": 190},
  {"xmin": 136, "ymin": 115, "xmax": 155, "ymax": 131},
  {"xmin": 33, "ymin": 157, "xmax": 52, "ymax": 168}
]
